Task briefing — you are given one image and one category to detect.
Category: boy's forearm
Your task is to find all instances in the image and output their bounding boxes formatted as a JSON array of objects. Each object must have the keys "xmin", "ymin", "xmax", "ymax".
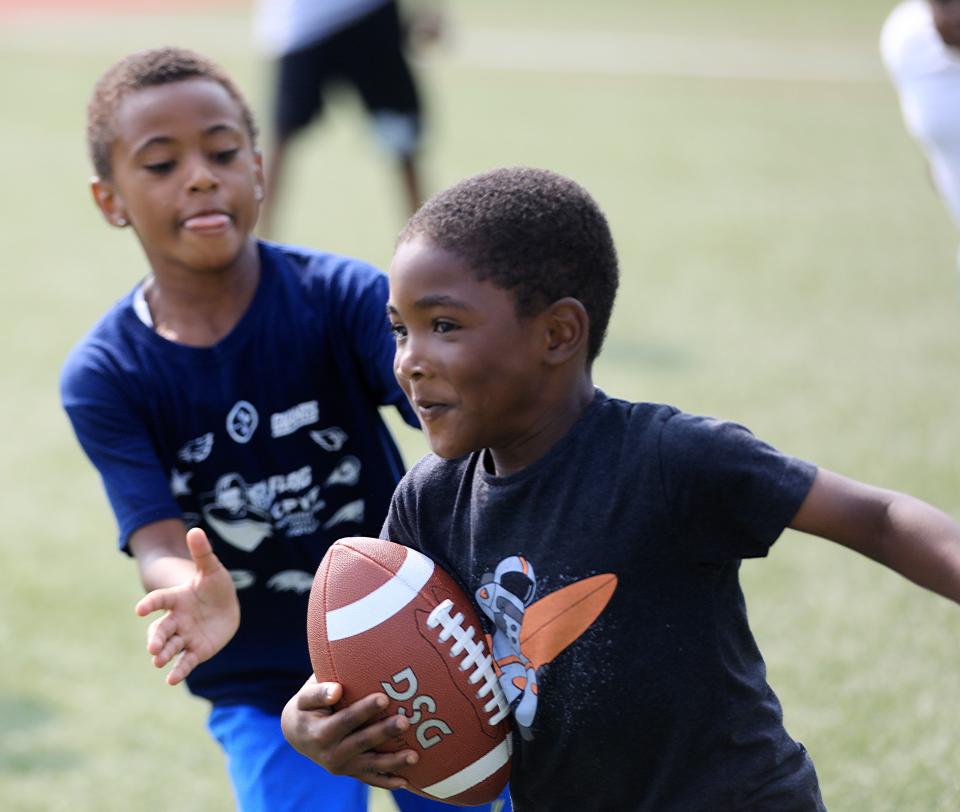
[
  {"xmin": 137, "ymin": 552, "xmax": 198, "ymax": 592},
  {"xmin": 876, "ymin": 495, "xmax": 960, "ymax": 605},
  {"xmin": 128, "ymin": 518, "xmax": 195, "ymax": 592},
  {"xmin": 792, "ymin": 469, "xmax": 960, "ymax": 605}
]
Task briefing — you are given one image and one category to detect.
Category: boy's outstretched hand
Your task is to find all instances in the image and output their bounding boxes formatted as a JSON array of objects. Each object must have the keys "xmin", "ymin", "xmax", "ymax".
[
  {"xmin": 281, "ymin": 675, "xmax": 418, "ymax": 790},
  {"xmin": 134, "ymin": 527, "xmax": 240, "ymax": 685}
]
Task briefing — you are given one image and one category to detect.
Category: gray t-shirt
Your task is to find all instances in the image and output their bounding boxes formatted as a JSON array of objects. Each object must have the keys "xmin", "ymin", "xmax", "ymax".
[{"xmin": 383, "ymin": 390, "xmax": 825, "ymax": 811}]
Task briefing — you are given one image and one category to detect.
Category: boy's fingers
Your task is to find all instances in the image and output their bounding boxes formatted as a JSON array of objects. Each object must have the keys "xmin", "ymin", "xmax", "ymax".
[
  {"xmin": 135, "ymin": 590, "xmax": 170, "ymax": 617},
  {"xmin": 185, "ymin": 527, "xmax": 219, "ymax": 574},
  {"xmin": 145, "ymin": 611, "xmax": 179, "ymax": 655},
  {"xmin": 152, "ymin": 632, "xmax": 184, "ymax": 668},
  {"xmin": 298, "ymin": 680, "xmax": 341, "ymax": 710},
  {"xmin": 327, "ymin": 693, "xmax": 391, "ymax": 740},
  {"xmin": 359, "ymin": 775, "xmax": 406, "ymax": 790},
  {"xmin": 357, "ymin": 746, "xmax": 417, "ymax": 776},
  {"xmin": 333, "ymin": 700, "xmax": 415, "ymax": 763},
  {"xmin": 331, "ymin": 734, "xmax": 416, "ymax": 784},
  {"xmin": 351, "ymin": 759, "xmax": 409, "ymax": 790},
  {"xmin": 167, "ymin": 649, "xmax": 198, "ymax": 685}
]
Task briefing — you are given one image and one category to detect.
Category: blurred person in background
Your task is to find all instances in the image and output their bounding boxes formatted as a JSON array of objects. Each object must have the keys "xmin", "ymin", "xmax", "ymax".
[
  {"xmin": 882, "ymin": 0, "xmax": 960, "ymax": 282},
  {"xmin": 255, "ymin": 0, "xmax": 440, "ymax": 237}
]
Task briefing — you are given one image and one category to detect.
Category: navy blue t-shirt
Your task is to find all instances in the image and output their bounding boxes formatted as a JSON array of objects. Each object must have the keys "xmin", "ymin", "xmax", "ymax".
[
  {"xmin": 61, "ymin": 241, "xmax": 417, "ymax": 709},
  {"xmin": 384, "ymin": 390, "xmax": 825, "ymax": 811}
]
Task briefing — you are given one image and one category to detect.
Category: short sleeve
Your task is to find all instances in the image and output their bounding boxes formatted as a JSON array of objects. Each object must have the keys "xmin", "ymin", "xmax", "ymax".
[
  {"xmin": 60, "ymin": 349, "xmax": 181, "ymax": 550},
  {"xmin": 658, "ymin": 412, "xmax": 816, "ymax": 562},
  {"xmin": 380, "ymin": 469, "xmax": 418, "ymax": 548},
  {"xmin": 331, "ymin": 262, "xmax": 419, "ymax": 428}
]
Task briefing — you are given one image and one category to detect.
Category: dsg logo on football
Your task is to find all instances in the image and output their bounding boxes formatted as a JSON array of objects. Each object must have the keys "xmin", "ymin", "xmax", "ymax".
[{"xmin": 382, "ymin": 667, "xmax": 453, "ymax": 749}]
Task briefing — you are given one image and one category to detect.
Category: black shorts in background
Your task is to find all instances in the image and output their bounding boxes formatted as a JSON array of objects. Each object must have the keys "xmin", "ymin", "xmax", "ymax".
[{"xmin": 272, "ymin": 0, "xmax": 421, "ymax": 137}]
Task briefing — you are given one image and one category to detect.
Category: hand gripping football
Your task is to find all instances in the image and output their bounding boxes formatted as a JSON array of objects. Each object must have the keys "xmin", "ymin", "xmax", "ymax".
[{"xmin": 307, "ymin": 537, "xmax": 513, "ymax": 806}]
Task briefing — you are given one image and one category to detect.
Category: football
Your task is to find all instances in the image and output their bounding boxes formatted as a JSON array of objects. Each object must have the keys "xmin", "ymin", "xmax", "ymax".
[{"xmin": 307, "ymin": 537, "xmax": 513, "ymax": 806}]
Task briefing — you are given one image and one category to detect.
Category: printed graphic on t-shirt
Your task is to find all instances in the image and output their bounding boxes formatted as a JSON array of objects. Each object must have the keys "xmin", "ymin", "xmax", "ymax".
[
  {"xmin": 266, "ymin": 569, "xmax": 315, "ymax": 593},
  {"xmin": 271, "ymin": 400, "xmax": 320, "ymax": 438},
  {"xmin": 169, "ymin": 406, "xmax": 368, "ymax": 591},
  {"xmin": 322, "ymin": 498, "xmax": 364, "ymax": 529},
  {"xmin": 170, "ymin": 468, "xmax": 193, "ymax": 496},
  {"xmin": 188, "ymin": 462, "xmax": 365, "ymax": 553},
  {"xmin": 201, "ymin": 472, "xmax": 275, "ymax": 552},
  {"xmin": 226, "ymin": 400, "xmax": 259, "ymax": 443},
  {"xmin": 231, "ymin": 569, "xmax": 255, "ymax": 589},
  {"xmin": 324, "ymin": 456, "xmax": 361, "ymax": 486},
  {"xmin": 177, "ymin": 432, "xmax": 214, "ymax": 463},
  {"xmin": 310, "ymin": 426, "xmax": 348, "ymax": 451},
  {"xmin": 475, "ymin": 556, "xmax": 617, "ymax": 740}
]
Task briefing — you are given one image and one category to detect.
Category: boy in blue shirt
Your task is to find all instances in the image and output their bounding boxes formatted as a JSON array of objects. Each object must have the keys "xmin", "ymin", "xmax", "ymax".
[
  {"xmin": 281, "ymin": 167, "xmax": 960, "ymax": 810},
  {"xmin": 60, "ymin": 47, "xmax": 510, "ymax": 812}
]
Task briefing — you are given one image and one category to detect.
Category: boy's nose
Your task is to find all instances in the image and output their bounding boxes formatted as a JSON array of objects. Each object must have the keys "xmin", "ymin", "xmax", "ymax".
[
  {"xmin": 394, "ymin": 339, "xmax": 427, "ymax": 381},
  {"xmin": 187, "ymin": 161, "xmax": 220, "ymax": 192}
]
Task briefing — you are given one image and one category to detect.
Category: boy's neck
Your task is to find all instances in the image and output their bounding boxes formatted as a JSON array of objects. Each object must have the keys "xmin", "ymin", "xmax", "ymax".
[
  {"xmin": 143, "ymin": 239, "xmax": 261, "ymax": 347},
  {"xmin": 486, "ymin": 374, "xmax": 596, "ymax": 477}
]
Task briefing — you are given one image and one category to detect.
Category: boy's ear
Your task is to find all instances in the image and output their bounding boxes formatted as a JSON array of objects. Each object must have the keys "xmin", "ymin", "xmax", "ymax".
[
  {"xmin": 90, "ymin": 176, "xmax": 129, "ymax": 228},
  {"xmin": 542, "ymin": 297, "xmax": 589, "ymax": 365}
]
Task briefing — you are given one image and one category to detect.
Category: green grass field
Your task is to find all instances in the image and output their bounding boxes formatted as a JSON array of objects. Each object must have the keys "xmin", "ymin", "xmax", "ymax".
[{"xmin": 1, "ymin": 1, "xmax": 958, "ymax": 809}]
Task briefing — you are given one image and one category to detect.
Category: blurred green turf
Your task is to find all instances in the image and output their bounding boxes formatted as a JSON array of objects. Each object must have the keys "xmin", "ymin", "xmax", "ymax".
[{"xmin": 1, "ymin": 2, "xmax": 958, "ymax": 810}]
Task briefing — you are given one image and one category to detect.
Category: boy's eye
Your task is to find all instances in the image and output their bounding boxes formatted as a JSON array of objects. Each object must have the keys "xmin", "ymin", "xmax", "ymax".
[
  {"xmin": 389, "ymin": 323, "xmax": 408, "ymax": 340},
  {"xmin": 144, "ymin": 160, "xmax": 175, "ymax": 175},
  {"xmin": 212, "ymin": 148, "xmax": 239, "ymax": 164},
  {"xmin": 433, "ymin": 319, "xmax": 458, "ymax": 334}
]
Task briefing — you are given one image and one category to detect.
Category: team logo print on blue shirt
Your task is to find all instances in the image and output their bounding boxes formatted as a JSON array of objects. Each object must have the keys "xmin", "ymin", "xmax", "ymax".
[
  {"xmin": 202, "ymin": 473, "xmax": 274, "ymax": 552},
  {"xmin": 177, "ymin": 432, "xmax": 214, "ymax": 463},
  {"xmin": 226, "ymin": 400, "xmax": 259, "ymax": 444},
  {"xmin": 310, "ymin": 426, "xmax": 348, "ymax": 451}
]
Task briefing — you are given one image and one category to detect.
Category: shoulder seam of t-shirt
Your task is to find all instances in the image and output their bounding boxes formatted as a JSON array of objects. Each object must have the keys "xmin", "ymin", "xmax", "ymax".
[{"xmin": 654, "ymin": 406, "xmax": 683, "ymax": 541}]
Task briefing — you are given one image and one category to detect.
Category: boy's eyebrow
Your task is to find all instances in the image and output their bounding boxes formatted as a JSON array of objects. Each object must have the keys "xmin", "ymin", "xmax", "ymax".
[
  {"xmin": 132, "ymin": 124, "xmax": 241, "ymax": 154},
  {"xmin": 386, "ymin": 294, "xmax": 473, "ymax": 315},
  {"xmin": 202, "ymin": 123, "xmax": 241, "ymax": 138},
  {"xmin": 133, "ymin": 135, "xmax": 175, "ymax": 154}
]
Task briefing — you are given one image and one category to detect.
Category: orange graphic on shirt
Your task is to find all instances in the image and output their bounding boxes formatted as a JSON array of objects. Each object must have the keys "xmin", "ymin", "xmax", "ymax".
[{"xmin": 475, "ymin": 556, "xmax": 617, "ymax": 740}]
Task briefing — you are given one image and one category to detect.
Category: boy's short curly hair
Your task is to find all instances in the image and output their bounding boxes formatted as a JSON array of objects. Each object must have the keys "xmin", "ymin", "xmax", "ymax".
[
  {"xmin": 399, "ymin": 166, "xmax": 619, "ymax": 362},
  {"xmin": 87, "ymin": 46, "xmax": 258, "ymax": 179}
]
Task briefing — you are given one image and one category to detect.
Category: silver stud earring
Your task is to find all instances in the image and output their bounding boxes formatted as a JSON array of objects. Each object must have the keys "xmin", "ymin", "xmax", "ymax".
[
  {"xmin": 116, "ymin": 217, "xmax": 128, "ymax": 227},
  {"xmin": 254, "ymin": 188, "xmax": 264, "ymax": 202}
]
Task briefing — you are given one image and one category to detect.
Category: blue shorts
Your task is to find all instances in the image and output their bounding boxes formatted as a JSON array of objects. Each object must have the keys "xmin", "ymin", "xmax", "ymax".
[{"xmin": 207, "ymin": 703, "xmax": 512, "ymax": 812}]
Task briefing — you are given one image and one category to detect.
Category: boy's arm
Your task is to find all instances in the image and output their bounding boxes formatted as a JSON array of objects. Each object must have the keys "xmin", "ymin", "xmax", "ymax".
[
  {"xmin": 789, "ymin": 468, "xmax": 960, "ymax": 604},
  {"xmin": 281, "ymin": 676, "xmax": 418, "ymax": 789},
  {"xmin": 130, "ymin": 520, "xmax": 240, "ymax": 685}
]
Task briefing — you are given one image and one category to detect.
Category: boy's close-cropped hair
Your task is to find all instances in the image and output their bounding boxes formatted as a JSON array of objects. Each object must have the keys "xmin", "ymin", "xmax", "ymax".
[
  {"xmin": 86, "ymin": 46, "xmax": 259, "ymax": 180},
  {"xmin": 398, "ymin": 166, "xmax": 620, "ymax": 362}
]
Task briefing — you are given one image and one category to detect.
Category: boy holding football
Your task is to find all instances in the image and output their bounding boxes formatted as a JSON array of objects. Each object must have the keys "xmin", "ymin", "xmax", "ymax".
[{"xmin": 282, "ymin": 166, "xmax": 960, "ymax": 810}]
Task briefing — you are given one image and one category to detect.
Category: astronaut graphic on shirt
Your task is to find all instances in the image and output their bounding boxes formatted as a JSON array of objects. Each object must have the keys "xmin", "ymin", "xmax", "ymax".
[{"xmin": 475, "ymin": 556, "xmax": 617, "ymax": 741}]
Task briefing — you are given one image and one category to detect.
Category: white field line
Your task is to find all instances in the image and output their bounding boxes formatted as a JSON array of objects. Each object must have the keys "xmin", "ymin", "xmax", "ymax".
[
  {"xmin": 441, "ymin": 28, "xmax": 887, "ymax": 85},
  {"xmin": 0, "ymin": 14, "xmax": 886, "ymax": 85}
]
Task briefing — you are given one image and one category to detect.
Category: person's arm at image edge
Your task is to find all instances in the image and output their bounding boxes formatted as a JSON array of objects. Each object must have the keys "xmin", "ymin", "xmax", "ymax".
[{"xmin": 790, "ymin": 468, "xmax": 960, "ymax": 604}]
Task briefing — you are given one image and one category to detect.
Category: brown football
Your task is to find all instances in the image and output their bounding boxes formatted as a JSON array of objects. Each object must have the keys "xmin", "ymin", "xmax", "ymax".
[{"xmin": 307, "ymin": 537, "xmax": 513, "ymax": 806}]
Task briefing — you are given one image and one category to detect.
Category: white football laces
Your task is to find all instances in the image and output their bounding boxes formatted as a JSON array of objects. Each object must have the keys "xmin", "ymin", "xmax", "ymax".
[{"xmin": 426, "ymin": 599, "xmax": 512, "ymax": 725}]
